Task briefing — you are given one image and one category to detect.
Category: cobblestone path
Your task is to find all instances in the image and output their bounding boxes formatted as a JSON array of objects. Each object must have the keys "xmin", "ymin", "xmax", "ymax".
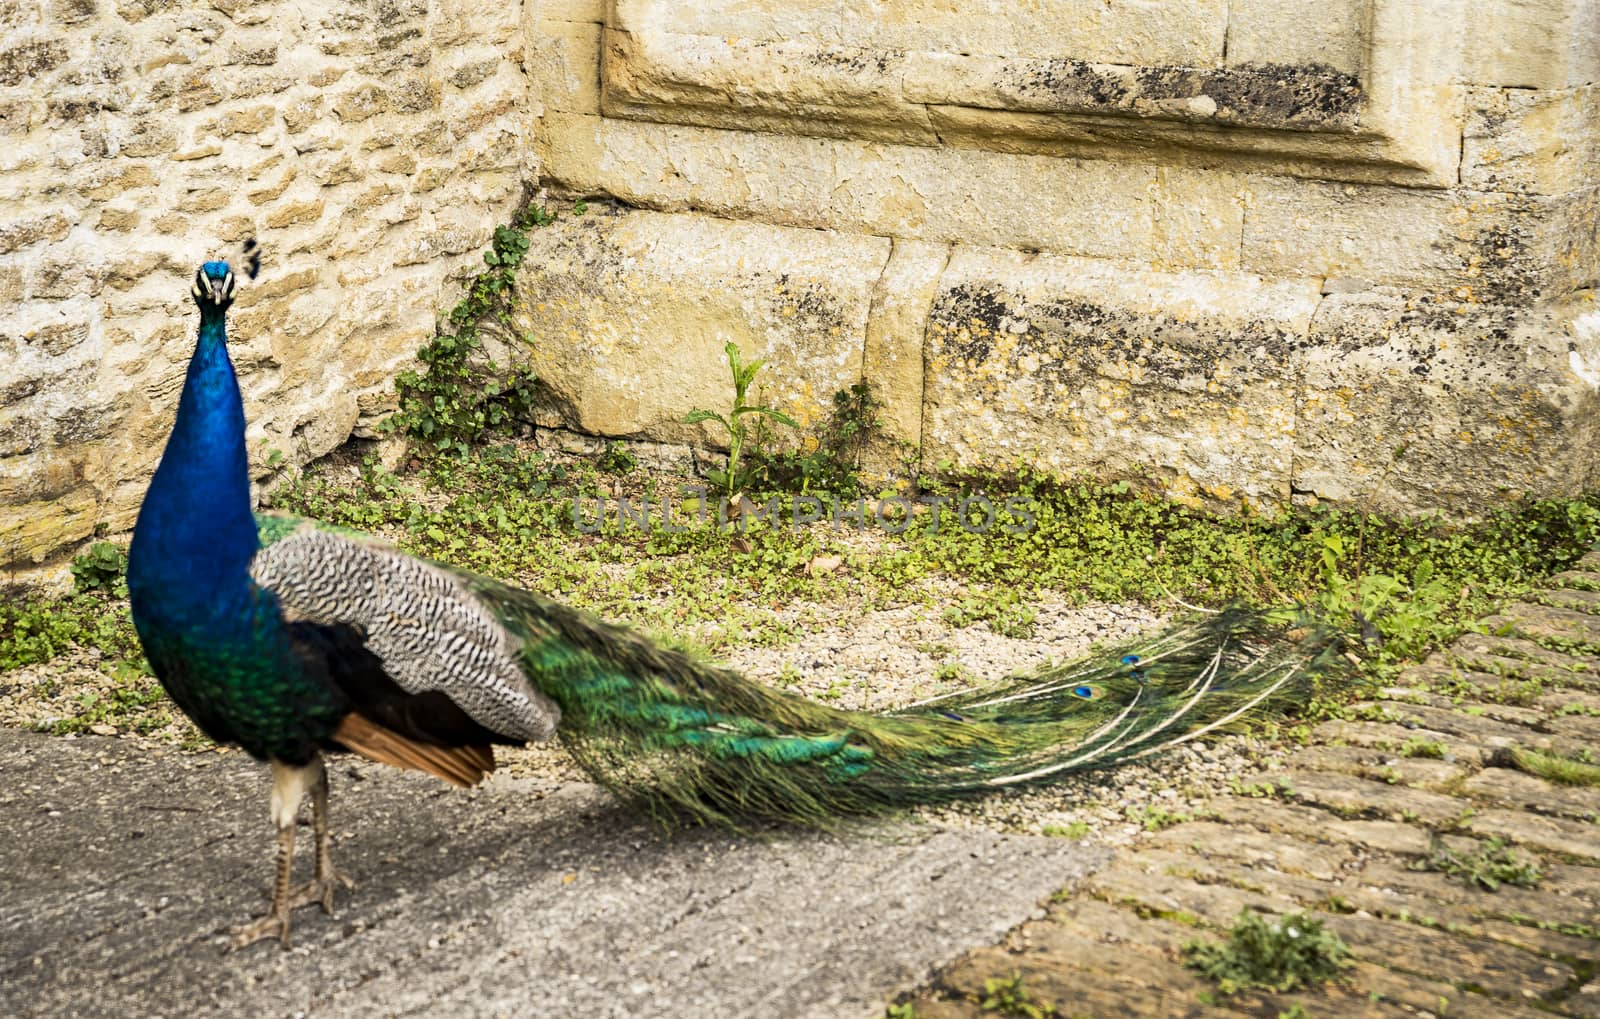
[{"xmin": 900, "ymin": 553, "xmax": 1600, "ymax": 1019}]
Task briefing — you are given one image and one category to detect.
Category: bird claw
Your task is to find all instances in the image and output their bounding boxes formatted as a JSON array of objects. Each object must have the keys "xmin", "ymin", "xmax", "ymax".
[
  {"xmin": 228, "ymin": 910, "xmax": 293, "ymax": 952},
  {"xmin": 291, "ymin": 867, "xmax": 355, "ymax": 915}
]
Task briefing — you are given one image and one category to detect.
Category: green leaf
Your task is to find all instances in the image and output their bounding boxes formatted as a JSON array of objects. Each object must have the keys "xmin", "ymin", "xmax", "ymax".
[
  {"xmin": 735, "ymin": 406, "xmax": 800, "ymax": 429},
  {"xmin": 683, "ymin": 409, "xmax": 729, "ymax": 429}
]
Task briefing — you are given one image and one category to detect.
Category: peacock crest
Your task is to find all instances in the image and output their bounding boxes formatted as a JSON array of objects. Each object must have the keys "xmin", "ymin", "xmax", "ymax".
[{"xmin": 190, "ymin": 237, "xmax": 261, "ymax": 307}]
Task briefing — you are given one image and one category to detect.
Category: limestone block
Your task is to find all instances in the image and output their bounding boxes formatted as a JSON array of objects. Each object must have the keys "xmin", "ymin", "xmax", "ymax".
[
  {"xmin": 601, "ymin": 28, "xmax": 937, "ymax": 145},
  {"xmin": 1224, "ymin": 0, "xmax": 1367, "ymax": 76},
  {"xmin": 921, "ymin": 248, "xmax": 1322, "ymax": 508},
  {"xmin": 1462, "ymin": 86, "xmax": 1600, "ymax": 196},
  {"xmin": 510, "ymin": 206, "xmax": 890, "ymax": 442},
  {"xmin": 1294, "ymin": 292, "xmax": 1600, "ymax": 512},
  {"xmin": 1241, "ymin": 179, "xmax": 1593, "ymax": 300},
  {"xmin": 862, "ymin": 239, "xmax": 951, "ymax": 470},
  {"xmin": 527, "ymin": 19, "xmax": 601, "ymax": 116},
  {"xmin": 536, "ymin": 0, "xmax": 604, "ymax": 22},
  {"xmin": 1462, "ymin": 0, "xmax": 1600, "ymax": 88},
  {"xmin": 537, "ymin": 113, "xmax": 1249, "ymax": 269},
  {"xmin": 0, "ymin": 489, "xmax": 98, "ymax": 564},
  {"xmin": 613, "ymin": 0, "xmax": 1229, "ymax": 67}
]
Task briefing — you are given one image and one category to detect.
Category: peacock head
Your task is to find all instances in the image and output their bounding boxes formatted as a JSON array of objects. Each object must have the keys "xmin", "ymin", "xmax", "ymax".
[{"xmin": 190, "ymin": 238, "xmax": 261, "ymax": 316}]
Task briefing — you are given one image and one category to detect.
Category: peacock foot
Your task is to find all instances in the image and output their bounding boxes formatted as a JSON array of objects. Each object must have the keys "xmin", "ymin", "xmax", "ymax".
[
  {"xmin": 228, "ymin": 907, "xmax": 294, "ymax": 951},
  {"xmin": 290, "ymin": 867, "xmax": 355, "ymax": 915}
]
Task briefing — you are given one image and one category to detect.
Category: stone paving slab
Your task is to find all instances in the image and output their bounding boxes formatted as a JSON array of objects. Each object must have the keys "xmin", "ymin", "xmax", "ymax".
[
  {"xmin": 899, "ymin": 579, "xmax": 1600, "ymax": 1018},
  {"xmin": 0, "ymin": 730, "xmax": 1105, "ymax": 1019}
]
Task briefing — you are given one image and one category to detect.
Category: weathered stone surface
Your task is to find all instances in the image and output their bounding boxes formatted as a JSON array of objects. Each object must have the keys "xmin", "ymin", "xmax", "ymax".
[
  {"xmin": 1462, "ymin": 0, "xmax": 1600, "ymax": 88},
  {"xmin": 862, "ymin": 239, "xmax": 949, "ymax": 472},
  {"xmin": 511, "ymin": 206, "xmax": 889, "ymax": 441},
  {"xmin": 611, "ymin": 0, "xmax": 1229, "ymax": 67},
  {"xmin": 1293, "ymin": 293, "xmax": 1600, "ymax": 512},
  {"xmin": 1144, "ymin": 821, "xmax": 1353, "ymax": 879},
  {"xmin": 1467, "ymin": 807, "xmax": 1600, "ymax": 862},
  {"xmin": 0, "ymin": 0, "xmax": 531, "ymax": 565},
  {"xmin": 1225, "ymin": 0, "xmax": 1367, "ymax": 76},
  {"xmin": 1463, "ymin": 86, "xmax": 1600, "ymax": 195},
  {"xmin": 1444, "ymin": 632, "xmax": 1600, "ymax": 683},
  {"xmin": 603, "ymin": 28, "xmax": 938, "ymax": 145},
  {"xmin": 1247, "ymin": 768, "xmax": 1469, "ymax": 824},
  {"xmin": 1463, "ymin": 766, "xmax": 1600, "ymax": 820},
  {"xmin": 536, "ymin": 113, "xmax": 1247, "ymax": 263},
  {"xmin": 1288, "ymin": 743, "xmax": 1471, "ymax": 790},
  {"xmin": 1488, "ymin": 602, "xmax": 1600, "ymax": 650},
  {"xmin": 921, "ymin": 249, "xmax": 1318, "ymax": 508},
  {"xmin": 527, "ymin": 18, "xmax": 601, "ymax": 116}
]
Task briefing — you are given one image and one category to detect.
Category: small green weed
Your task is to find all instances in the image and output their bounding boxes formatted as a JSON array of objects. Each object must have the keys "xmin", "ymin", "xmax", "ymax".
[
  {"xmin": 942, "ymin": 589, "xmax": 1038, "ymax": 638},
  {"xmin": 1505, "ymin": 746, "xmax": 1600, "ymax": 788},
  {"xmin": 597, "ymin": 441, "xmax": 638, "ymax": 476},
  {"xmin": 0, "ymin": 592, "xmax": 143, "ymax": 673},
  {"xmin": 1229, "ymin": 778, "xmax": 1292, "ymax": 800},
  {"xmin": 70, "ymin": 542, "xmax": 127, "ymax": 594},
  {"xmin": 1399, "ymin": 735, "xmax": 1447, "ymax": 759},
  {"xmin": 976, "ymin": 972, "xmax": 1055, "ymax": 1018},
  {"xmin": 1127, "ymin": 804, "xmax": 1191, "ymax": 831},
  {"xmin": 684, "ymin": 341, "xmax": 799, "ymax": 498},
  {"xmin": 1041, "ymin": 820, "xmax": 1092, "ymax": 839},
  {"xmin": 1182, "ymin": 909, "xmax": 1351, "ymax": 995},
  {"xmin": 1415, "ymin": 837, "xmax": 1542, "ymax": 891}
]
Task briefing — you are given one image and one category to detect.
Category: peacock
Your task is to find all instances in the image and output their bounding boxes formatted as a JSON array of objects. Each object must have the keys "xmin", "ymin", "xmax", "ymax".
[{"xmin": 125, "ymin": 250, "xmax": 1341, "ymax": 949}]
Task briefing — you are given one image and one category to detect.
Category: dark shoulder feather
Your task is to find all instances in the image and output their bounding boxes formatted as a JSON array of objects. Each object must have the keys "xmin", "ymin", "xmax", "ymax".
[{"xmin": 284, "ymin": 620, "xmax": 518, "ymax": 749}]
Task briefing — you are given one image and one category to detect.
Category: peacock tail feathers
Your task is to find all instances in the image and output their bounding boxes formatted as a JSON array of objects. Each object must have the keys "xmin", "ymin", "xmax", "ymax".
[{"xmin": 460, "ymin": 573, "xmax": 1343, "ymax": 829}]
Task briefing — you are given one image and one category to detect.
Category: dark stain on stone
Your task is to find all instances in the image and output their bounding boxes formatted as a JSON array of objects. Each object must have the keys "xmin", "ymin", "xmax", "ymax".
[
  {"xmin": 933, "ymin": 282, "xmax": 1298, "ymax": 400},
  {"xmin": 932, "ymin": 283, "xmax": 1018, "ymax": 364},
  {"xmin": 1008, "ymin": 58, "xmax": 1360, "ymax": 131},
  {"xmin": 0, "ymin": 40, "xmax": 69, "ymax": 87},
  {"xmin": 1139, "ymin": 62, "xmax": 1362, "ymax": 128},
  {"xmin": 1019, "ymin": 58, "xmax": 1131, "ymax": 108},
  {"xmin": 804, "ymin": 46, "xmax": 898, "ymax": 76}
]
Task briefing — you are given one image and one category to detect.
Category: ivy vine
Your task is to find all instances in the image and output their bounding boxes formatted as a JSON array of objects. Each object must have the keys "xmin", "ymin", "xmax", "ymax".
[{"xmin": 386, "ymin": 204, "xmax": 555, "ymax": 452}]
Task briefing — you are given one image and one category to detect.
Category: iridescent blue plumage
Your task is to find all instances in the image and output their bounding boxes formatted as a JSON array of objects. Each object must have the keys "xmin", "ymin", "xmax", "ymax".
[{"xmin": 128, "ymin": 257, "xmax": 345, "ymax": 765}]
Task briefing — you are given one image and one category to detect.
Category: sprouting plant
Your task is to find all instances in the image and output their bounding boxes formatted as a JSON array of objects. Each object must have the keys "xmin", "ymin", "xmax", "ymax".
[
  {"xmin": 1041, "ymin": 820, "xmax": 1091, "ymax": 839},
  {"xmin": 70, "ymin": 542, "xmax": 128, "ymax": 594},
  {"xmin": 976, "ymin": 972, "xmax": 1055, "ymax": 1017},
  {"xmin": 1414, "ymin": 836, "xmax": 1542, "ymax": 891},
  {"xmin": 1399, "ymin": 735, "xmax": 1447, "ymax": 759},
  {"xmin": 1126, "ymin": 804, "xmax": 1191, "ymax": 831},
  {"xmin": 1182, "ymin": 910, "xmax": 1351, "ymax": 994},
  {"xmin": 597, "ymin": 440, "xmax": 638, "ymax": 476},
  {"xmin": 683, "ymin": 341, "xmax": 798, "ymax": 498}
]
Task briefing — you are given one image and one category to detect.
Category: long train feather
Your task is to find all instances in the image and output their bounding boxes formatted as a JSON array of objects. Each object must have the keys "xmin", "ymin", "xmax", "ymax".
[{"xmin": 446, "ymin": 565, "xmax": 1342, "ymax": 829}]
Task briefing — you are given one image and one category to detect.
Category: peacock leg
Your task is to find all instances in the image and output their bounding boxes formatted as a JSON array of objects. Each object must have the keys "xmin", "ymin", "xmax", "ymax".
[
  {"xmin": 288, "ymin": 756, "xmax": 354, "ymax": 914},
  {"xmin": 228, "ymin": 758, "xmax": 318, "ymax": 950}
]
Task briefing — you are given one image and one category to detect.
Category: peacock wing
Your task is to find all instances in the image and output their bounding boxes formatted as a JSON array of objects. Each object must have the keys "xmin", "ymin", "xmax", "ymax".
[{"xmin": 250, "ymin": 513, "xmax": 561, "ymax": 745}]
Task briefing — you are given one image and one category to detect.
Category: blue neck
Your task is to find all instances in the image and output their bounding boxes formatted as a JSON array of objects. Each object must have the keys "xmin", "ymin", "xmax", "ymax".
[{"xmin": 128, "ymin": 307, "xmax": 259, "ymax": 615}]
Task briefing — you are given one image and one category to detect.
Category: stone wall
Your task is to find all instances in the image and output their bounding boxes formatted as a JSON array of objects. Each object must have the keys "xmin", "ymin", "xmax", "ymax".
[
  {"xmin": 4, "ymin": 1, "xmax": 1597, "ymax": 570},
  {"xmin": 521, "ymin": 0, "xmax": 1600, "ymax": 513},
  {"xmin": 0, "ymin": 0, "xmax": 530, "ymax": 564}
]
